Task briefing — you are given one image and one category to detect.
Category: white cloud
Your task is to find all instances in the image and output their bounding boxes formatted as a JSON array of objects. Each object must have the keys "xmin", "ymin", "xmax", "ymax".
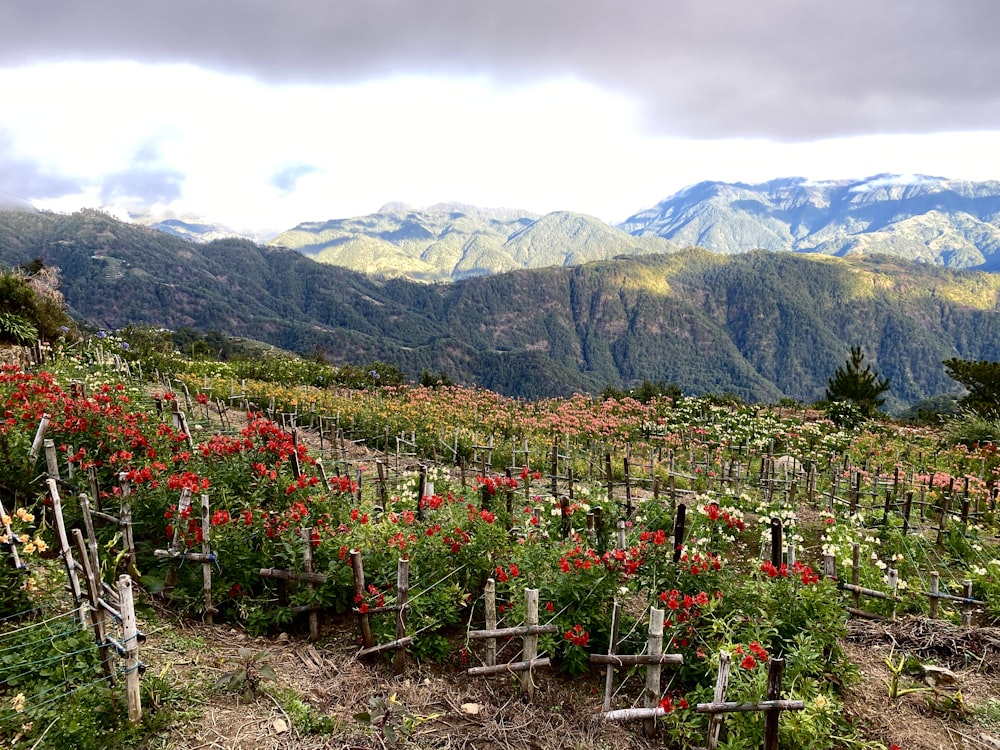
[{"xmin": 2, "ymin": 61, "xmax": 1000, "ymax": 233}]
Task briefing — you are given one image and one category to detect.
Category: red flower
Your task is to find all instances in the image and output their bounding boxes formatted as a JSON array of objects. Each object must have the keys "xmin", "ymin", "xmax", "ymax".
[
  {"xmin": 563, "ymin": 625, "xmax": 589, "ymax": 648},
  {"xmin": 741, "ymin": 654, "xmax": 758, "ymax": 670}
]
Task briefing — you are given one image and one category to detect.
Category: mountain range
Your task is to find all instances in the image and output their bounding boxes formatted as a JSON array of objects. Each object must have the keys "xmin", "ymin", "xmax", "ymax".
[
  {"xmin": 254, "ymin": 175, "xmax": 1000, "ymax": 281},
  {"xmin": 3, "ymin": 206, "xmax": 1000, "ymax": 411}
]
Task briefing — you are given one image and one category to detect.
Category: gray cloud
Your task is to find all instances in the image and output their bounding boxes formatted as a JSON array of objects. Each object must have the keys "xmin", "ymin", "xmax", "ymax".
[
  {"xmin": 97, "ymin": 144, "xmax": 184, "ymax": 205},
  {"xmin": 270, "ymin": 164, "xmax": 319, "ymax": 195},
  {"xmin": 100, "ymin": 141, "xmax": 185, "ymax": 206},
  {"xmin": 0, "ymin": 131, "xmax": 83, "ymax": 204},
  {"xmin": 1, "ymin": 1, "xmax": 997, "ymax": 140},
  {"xmin": 99, "ymin": 166, "xmax": 184, "ymax": 205}
]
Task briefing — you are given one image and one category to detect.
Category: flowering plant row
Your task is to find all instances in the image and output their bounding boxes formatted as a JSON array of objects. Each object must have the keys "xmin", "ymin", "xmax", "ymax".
[{"xmin": 2, "ymin": 352, "xmax": 997, "ymax": 750}]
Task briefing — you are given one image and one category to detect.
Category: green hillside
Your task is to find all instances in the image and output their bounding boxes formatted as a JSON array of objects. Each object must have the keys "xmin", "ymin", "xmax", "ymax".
[{"xmin": 3, "ymin": 208, "xmax": 1000, "ymax": 408}]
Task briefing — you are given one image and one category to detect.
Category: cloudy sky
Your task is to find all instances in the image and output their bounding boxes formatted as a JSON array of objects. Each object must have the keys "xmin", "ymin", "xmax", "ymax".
[{"xmin": 2, "ymin": 1, "xmax": 999, "ymax": 236}]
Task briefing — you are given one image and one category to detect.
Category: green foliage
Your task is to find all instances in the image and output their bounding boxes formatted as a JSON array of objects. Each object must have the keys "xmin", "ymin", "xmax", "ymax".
[
  {"xmin": 212, "ymin": 647, "xmax": 276, "ymax": 696},
  {"xmin": 0, "ymin": 264, "xmax": 77, "ymax": 345},
  {"xmin": 0, "ymin": 312, "xmax": 37, "ymax": 344},
  {"xmin": 0, "ymin": 613, "xmax": 163, "ymax": 750},
  {"xmin": 0, "ymin": 273, "xmax": 41, "ymax": 345},
  {"xmin": 944, "ymin": 411, "xmax": 1000, "ymax": 447},
  {"xmin": 944, "ymin": 358, "xmax": 1000, "ymax": 416},
  {"xmin": 270, "ymin": 686, "xmax": 335, "ymax": 734},
  {"xmin": 896, "ymin": 393, "xmax": 962, "ymax": 424},
  {"xmin": 825, "ymin": 346, "xmax": 890, "ymax": 418},
  {"xmin": 600, "ymin": 379, "xmax": 682, "ymax": 403}
]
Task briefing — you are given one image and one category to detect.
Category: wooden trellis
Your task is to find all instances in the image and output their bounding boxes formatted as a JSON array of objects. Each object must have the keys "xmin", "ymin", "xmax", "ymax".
[
  {"xmin": 257, "ymin": 527, "xmax": 329, "ymax": 641},
  {"xmin": 595, "ymin": 605, "xmax": 683, "ymax": 736},
  {"xmin": 695, "ymin": 654, "xmax": 804, "ymax": 750},
  {"xmin": 467, "ymin": 585, "xmax": 556, "ymax": 700},
  {"xmin": 926, "ymin": 572, "xmax": 984, "ymax": 626},
  {"xmin": 154, "ymin": 491, "xmax": 218, "ymax": 621},
  {"xmin": 348, "ymin": 550, "xmax": 413, "ymax": 672}
]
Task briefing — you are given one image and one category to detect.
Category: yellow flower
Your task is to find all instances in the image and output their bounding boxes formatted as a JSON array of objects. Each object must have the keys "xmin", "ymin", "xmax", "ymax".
[
  {"xmin": 22, "ymin": 541, "xmax": 35, "ymax": 554},
  {"xmin": 16, "ymin": 508, "xmax": 34, "ymax": 523},
  {"xmin": 10, "ymin": 693, "xmax": 25, "ymax": 712},
  {"xmin": 1, "ymin": 514, "xmax": 9, "ymax": 526},
  {"xmin": 33, "ymin": 537, "xmax": 47, "ymax": 552}
]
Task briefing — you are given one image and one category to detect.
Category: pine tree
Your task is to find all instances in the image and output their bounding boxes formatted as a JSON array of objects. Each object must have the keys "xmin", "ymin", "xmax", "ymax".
[
  {"xmin": 943, "ymin": 358, "xmax": 1000, "ymax": 416},
  {"xmin": 826, "ymin": 346, "xmax": 890, "ymax": 417}
]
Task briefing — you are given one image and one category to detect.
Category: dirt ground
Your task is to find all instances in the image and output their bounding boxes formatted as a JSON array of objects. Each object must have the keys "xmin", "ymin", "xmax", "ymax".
[
  {"xmin": 137, "ymin": 601, "xmax": 1000, "ymax": 750},
  {"xmin": 143, "ymin": 603, "xmax": 662, "ymax": 750},
  {"xmin": 843, "ymin": 618, "xmax": 1000, "ymax": 750}
]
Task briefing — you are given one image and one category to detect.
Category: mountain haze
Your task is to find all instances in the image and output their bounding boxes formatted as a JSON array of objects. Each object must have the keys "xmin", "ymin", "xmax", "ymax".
[{"xmin": 3, "ymin": 208, "xmax": 1000, "ymax": 410}]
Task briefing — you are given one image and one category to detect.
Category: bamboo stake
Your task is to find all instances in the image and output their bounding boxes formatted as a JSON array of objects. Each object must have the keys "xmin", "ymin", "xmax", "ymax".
[{"xmin": 47, "ymin": 478, "xmax": 83, "ymax": 609}]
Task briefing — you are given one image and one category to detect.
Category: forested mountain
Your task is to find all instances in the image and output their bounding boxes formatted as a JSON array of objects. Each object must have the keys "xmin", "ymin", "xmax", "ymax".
[
  {"xmin": 258, "ymin": 175, "xmax": 1000, "ymax": 281},
  {"xmin": 3, "ymin": 208, "xmax": 1000, "ymax": 410},
  {"xmin": 621, "ymin": 175, "xmax": 1000, "ymax": 270},
  {"xmin": 269, "ymin": 203, "xmax": 678, "ymax": 282}
]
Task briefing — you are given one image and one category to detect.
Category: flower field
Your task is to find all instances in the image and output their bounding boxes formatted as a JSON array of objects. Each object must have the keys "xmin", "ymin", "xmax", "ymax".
[{"xmin": 1, "ymin": 346, "xmax": 999, "ymax": 749}]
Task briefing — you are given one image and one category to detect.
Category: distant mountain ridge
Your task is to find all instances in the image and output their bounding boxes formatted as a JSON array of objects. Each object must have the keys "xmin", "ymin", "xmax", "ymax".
[
  {"xmin": 259, "ymin": 175, "xmax": 1000, "ymax": 280},
  {"xmin": 620, "ymin": 175, "xmax": 1000, "ymax": 270},
  {"xmin": 268, "ymin": 203, "xmax": 678, "ymax": 282}
]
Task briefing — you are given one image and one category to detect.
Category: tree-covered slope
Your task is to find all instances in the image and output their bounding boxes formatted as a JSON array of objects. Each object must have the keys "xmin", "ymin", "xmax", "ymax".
[{"xmin": 3, "ymin": 209, "xmax": 1000, "ymax": 408}]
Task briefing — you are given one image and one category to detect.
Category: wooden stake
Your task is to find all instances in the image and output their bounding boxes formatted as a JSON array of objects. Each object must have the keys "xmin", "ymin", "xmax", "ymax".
[
  {"xmin": 350, "ymin": 549, "xmax": 375, "ymax": 649},
  {"xmin": 72, "ymin": 529, "xmax": 115, "ymax": 682},
  {"xmin": 643, "ymin": 607, "xmax": 665, "ymax": 736},
  {"xmin": 0, "ymin": 497, "xmax": 23, "ymax": 570},
  {"xmin": 707, "ymin": 651, "xmax": 731, "ymax": 750},
  {"xmin": 117, "ymin": 574, "xmax": 142, "ymax": 723},
  {"xmin": 43, "ymin": 438, "xmax": 60, "ymax": 480},
  {"xmin": 602, "ymin": 601, "xmax": 620, "ymax": 712},
  {"xmin": 484, "ymin": 578, "xmax": 497, "ymax": 668},
  {"xmin": 522, "ymin": 588, "xmax": 540, "ymax": 700},
  {"xmin": 47, "ymin": 478, "xmax": 83, "ymax": 608},
  {"xmin": 763, "ymin": 658, "xmax": 785, "ymax": 750},
  {"xmin": 28, "ymin": 412, "xmax": 50, "ymax": 460},
  {"xmin": 393, "ymin": 557, "xmax": 409, "ymax": 674},
  {"xmin": 201, "ymin": 495, "xmax": 214, "ymax": 624}
]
